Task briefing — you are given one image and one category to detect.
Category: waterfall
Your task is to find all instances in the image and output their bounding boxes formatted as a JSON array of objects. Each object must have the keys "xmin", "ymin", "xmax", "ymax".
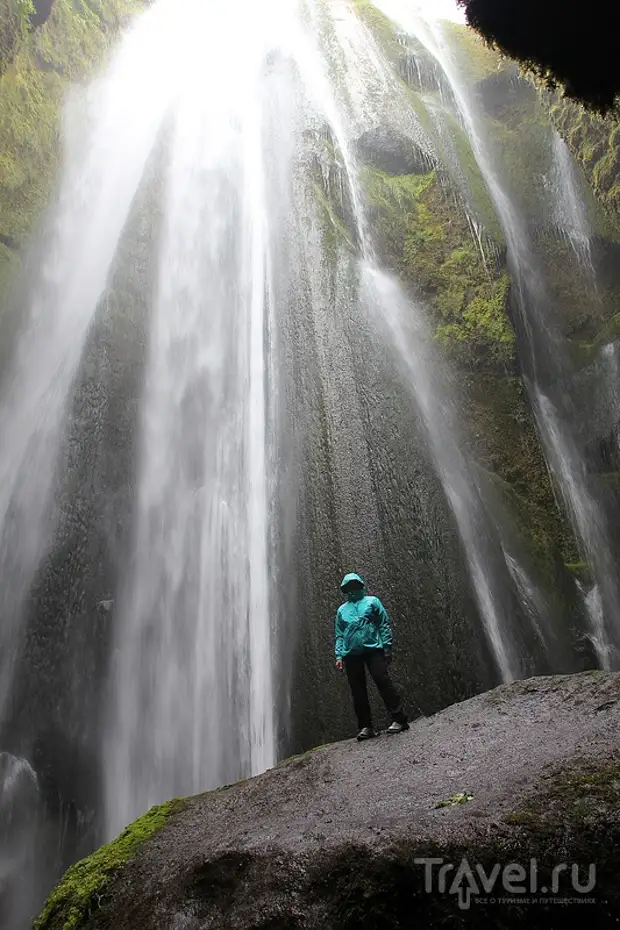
[
  {"xmin": 0, "ymin": 2, "xmax": 182, "ymax": 725},
  {"xmin": 372, "ymin": 0, "xmax": 620, "ymax": 666},
  {"xmin": 0, "ymin": 0, "xmax": 613, "ymax": 923},
  {"xmin": 548, "ymin": 132, "xmax": 597, "ymax": 282}
]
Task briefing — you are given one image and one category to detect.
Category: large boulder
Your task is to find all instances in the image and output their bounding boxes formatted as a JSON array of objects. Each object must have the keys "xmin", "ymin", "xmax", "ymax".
[
  {"xmin": 37, "ymin": 670, "xmax": 620, "ymax": 928},
  {"xmin": 355, "ymin": 127, "xmax": 434, "ymax": 176}
]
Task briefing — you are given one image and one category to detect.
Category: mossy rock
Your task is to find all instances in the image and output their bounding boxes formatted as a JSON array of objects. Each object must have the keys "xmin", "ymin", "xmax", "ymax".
[
  {"xmin": 0, "ymin": 0, "xmax": 144, "ymax": 291},
  {"xmin": 569, "ymin": 312, "xmax": 620, "ymax": 369},
  {"xmin": 35, "ymin": 799, "xmax": 185, "ymax": 930},
  {"xmin": 360, "ymin": 163, "xmax": 514, "ymax": 366},
  {"xmin": 443, "ymin": 20, "xmax": 508, "ymax": 85},
  {"xmin": 352, "ymin": 0, "xmax": 402, "ymax": 64},
  {"xmin": 564, "ymin": 561, "xmax": 592, "ymax": 586},
  {"xmin": 548, "ymin": 95, "xmax": 620, "ymax": 239},
  {"xmin": 34, "ymin": 672, "xmax": 620, "ymax": 928}
]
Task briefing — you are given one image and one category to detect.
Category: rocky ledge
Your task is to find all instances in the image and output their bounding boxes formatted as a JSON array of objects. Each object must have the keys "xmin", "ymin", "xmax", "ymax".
[{"xmin": 37, "ymin": 670, "xmax": 620, "ymax": 929}]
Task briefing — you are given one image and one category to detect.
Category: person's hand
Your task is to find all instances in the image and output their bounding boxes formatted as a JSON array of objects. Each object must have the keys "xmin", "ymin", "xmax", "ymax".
[{"xmin": 336, "ymin": 659, "xmax": 344, "ymax": 671}]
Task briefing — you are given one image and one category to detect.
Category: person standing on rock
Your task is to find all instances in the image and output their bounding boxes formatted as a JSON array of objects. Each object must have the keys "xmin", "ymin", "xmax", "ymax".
[{"xmin": 335, "ymin": 573, "xmax": 409, "ymax": 741}]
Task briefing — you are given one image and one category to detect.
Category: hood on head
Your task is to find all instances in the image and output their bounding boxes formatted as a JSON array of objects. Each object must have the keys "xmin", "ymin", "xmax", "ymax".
[{"xmin": 340, "ymin": 572, "xmax": 365, "ymax": 592}]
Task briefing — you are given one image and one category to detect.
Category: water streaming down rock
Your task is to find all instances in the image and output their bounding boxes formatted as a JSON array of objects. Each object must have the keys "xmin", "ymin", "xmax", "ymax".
[
  {"xmin": 549, "ymin": 132, "xmax": 597, "ymax": 281},
  {"xmin": 373, "ymin": 0, "xmax": 620, "ymax": 665},
  {"xmin": 0, "ymin": 5, "xmax": 183, "ymax": 726},
  {"xmin": 0, "ymin": 0, "xmax": 613, "ymax": 923},
  {"xmin": 359, "ymin": 265, "xmax": 523, "ymax": 680}
]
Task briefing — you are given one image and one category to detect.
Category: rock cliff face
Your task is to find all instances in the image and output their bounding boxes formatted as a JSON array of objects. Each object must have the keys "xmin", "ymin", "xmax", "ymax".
[
  {"xmin": 310, "ymin": 13, "xmax": 620, "ymax": 684},
  {"xmin": 35, "ymin": 670, "xmax": 620, "ymax": 929},
  {"xmin": 548, "ymin": 96, "xmax": 620, "ymax": 229}
]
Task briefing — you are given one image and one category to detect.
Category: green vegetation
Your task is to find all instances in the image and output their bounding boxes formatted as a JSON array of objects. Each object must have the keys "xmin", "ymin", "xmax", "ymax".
[
  {"xmin": 548, "ymin": 96, "xmax": 620, "ymax": 236},
  {"xmin": 35, "ymin": 799, "xmax": 183, "ymax": 930},
  {"xmin": 569, "ymin": 311, "xmax": 620, "ymax": 368},
  {"xmin": 502, "ymin": 754, "xmax": 620, "ymax": 835},
  {"xmin": 352, "ymin": 0, "xmax": 401, "ymax": 63},
  {"xmin": 443, "ymin": 20, "xmax": 506, "ymax": 85},
  {"xmin": 0, "ymin": 0, "xmax": 143, "ymax": 286},
  {"xmin": 0, "ymin": 0, "xmax": 34, "ymax": 70},
  {"xmin": 356, "ymin": 161, "xmax": 576, "ymax": 566},
  {"xmin": 564, "ymin": 561, "xmax": 592, "ymax": 586},
  {"xmin": 435, "ymin": 791, "xmax": 474, "ymax": 808},
  {"xmin": 362, "ymin": 165, "xmax": 515, "ymax": 366}
]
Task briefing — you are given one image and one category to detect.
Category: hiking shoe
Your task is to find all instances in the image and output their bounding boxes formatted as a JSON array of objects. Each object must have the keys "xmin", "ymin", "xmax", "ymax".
[
  {"xmin": 386, "ymin": 721, "xmax": 410, "ymax": 734},
  {"xmin": 356, "ymin": 727, "xmax": 377, "ymax": 741}
]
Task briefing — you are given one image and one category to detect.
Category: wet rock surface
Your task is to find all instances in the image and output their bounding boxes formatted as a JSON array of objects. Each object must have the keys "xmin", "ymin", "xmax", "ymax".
[
  {"xmin": 355, "ymin": 127, "xmax": 433, "ymax": 176},
  {"xmin": 38, "ymin": 670, "xmax": 620, "ymax": 928}
]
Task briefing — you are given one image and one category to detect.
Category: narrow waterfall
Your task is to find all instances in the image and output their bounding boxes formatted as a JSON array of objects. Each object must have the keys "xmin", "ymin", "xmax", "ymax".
[
  {"xmin": 549, "ymin": 132, "xmax": 597, "ymax": 280},
  {"xmin": 0, "ymin": 0, "xmax": 618, "ymax": 925}
]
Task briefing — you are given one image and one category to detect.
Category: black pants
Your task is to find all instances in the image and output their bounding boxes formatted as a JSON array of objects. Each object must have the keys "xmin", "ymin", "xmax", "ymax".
[{"xmin": 344, "ymin": 649, "xmax": 407, "ymax": 730}]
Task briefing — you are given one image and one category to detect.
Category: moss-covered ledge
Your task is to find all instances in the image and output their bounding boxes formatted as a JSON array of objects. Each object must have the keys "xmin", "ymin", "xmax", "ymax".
[{"xmin": 34, "ymin": 799, "xmax": 186, "ymax": 930}]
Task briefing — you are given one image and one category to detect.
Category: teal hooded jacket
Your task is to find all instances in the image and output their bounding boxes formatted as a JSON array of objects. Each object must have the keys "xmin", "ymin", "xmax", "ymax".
[{"xmin": 335, "ymin": 573, "xmax": 393, "ymax": 659}]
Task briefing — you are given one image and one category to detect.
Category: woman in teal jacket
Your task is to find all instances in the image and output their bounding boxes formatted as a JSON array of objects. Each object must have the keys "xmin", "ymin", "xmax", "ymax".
[{"xmin": 335, "ymin": 573, "xmax": 409, "ymax": 741}]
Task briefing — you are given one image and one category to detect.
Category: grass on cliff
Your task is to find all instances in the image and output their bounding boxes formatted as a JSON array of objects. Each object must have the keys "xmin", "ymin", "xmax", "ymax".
[{"xmin": 34, "ymin": 799, "xmax": 184, "ymax": 930}]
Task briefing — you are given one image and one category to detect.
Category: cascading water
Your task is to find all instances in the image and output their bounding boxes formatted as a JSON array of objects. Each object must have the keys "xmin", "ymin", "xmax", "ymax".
[
  {"xmin": 372, "ymin": 0, "xmax": 620, "ymax": 666},
  {"xmin": 549, "ymin": 132, "xmax": 597, "ymax": 281},
  {"xmin": 0, "ymin": 0, "xmax": 614, "ymax": 925}
]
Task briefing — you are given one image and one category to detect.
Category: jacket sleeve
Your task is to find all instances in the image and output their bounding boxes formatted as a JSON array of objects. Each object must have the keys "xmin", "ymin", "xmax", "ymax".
[
  {"xmin": 376, "ymin": 598, "xmax": 393, "ymax": 651},
  {"xmin": 335, "ymin": 608, "xmax": 345, "ymax": 659}
]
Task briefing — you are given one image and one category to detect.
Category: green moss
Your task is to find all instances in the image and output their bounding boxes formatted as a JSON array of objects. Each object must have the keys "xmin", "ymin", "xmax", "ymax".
[
  {"xmin": 352, "ymin": 0, "xmax": 401, "ymax": 62},
  {"xmin": 443, "ymin": 20, "xmax": 507, "ymax": 84},
  {"xmin": 0, "ymin": 0, "xmax": 33, "ymax": 70},
  {"xmin": 361, "ymin": 160, "xmax": 576, "ymax": 564},
  {"xmin": 362, "ymin": 165, "xmax": 514, "ymax": 365},
  {"xmin": 35, "ymin": 799, "xmax": 184, "ymax": 930},
  {"xmin": 436, "ymin": 273, "xmax": 513, "ymax": 359},
  {"xmin": 0, "ymin": 0, "xmax": 144, "ymax": 289},
  {"xmin": 443, "ymin": 111, "xmax": 503, "ymax": 239},
  {"xmin": 564, "ymin": 561, "xmax": 592, "ymax": 585},
  {"xmin": 312, "ymin": 179, "xmax": 356, "ymax": 261},
  {"xmin": 549, "ymin": 96, "xmax": 620, "ymax": 237},
  {"xmin": 502, "ymin": 755, "xmax": 620, "ymax": 838},
  {"xmin": 279, "ymin": 741, "xmax": 332, "ymax": 769},
  {"xmin": 485, "ymin": 110, "xmax": 555, "ymax": 220}
]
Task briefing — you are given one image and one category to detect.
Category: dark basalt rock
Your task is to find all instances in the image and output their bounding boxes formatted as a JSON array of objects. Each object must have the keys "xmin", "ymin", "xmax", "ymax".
[
  {"xmin": 30, "ymin": 0, "xmax": 56, "ymax": 29},
  {"xmin": 355, "ymin": 127, "xmax": 434, "ymax": 176},
  {"xmin": 475, "ymin": 65, "xmax": 537, "ymax": 120},
  {"xmin": 36, "ymin": 670, "xmax": 620, "ymax": 928}
]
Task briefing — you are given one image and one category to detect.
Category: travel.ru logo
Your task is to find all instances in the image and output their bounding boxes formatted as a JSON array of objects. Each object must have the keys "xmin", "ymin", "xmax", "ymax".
[{"xmin": 414, "ymin": 857, "xmax": 596, "ymax": 909}]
